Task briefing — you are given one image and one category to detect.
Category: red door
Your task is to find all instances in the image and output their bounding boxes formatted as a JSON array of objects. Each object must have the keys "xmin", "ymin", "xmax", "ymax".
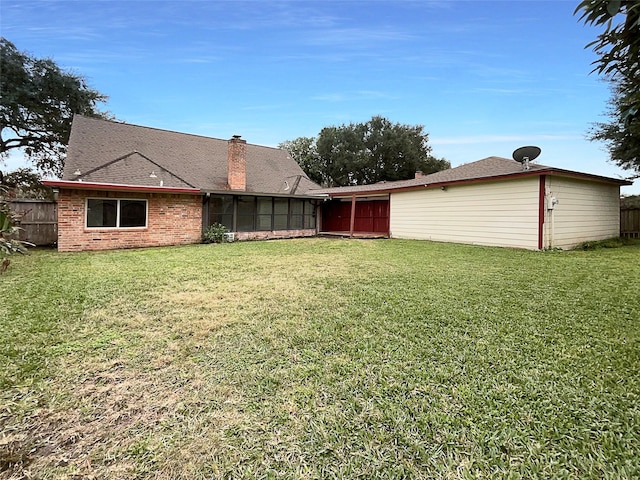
[
  {"xmin": 322, "ymin": 199, "xmax": 389, "ymax": 234},
  {"xmin": 321, "ymin": 200, "xmax": 351, "ymax": 232}
]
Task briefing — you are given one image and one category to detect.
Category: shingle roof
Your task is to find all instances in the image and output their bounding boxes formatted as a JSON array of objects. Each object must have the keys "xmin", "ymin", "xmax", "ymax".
[
  {"xmin": 63, "ymin": 115, "xmax": 319, "ymax": 195},
  {"xmin": 312, "ymin": 156, "xmax": 630, "ymax": 196}
]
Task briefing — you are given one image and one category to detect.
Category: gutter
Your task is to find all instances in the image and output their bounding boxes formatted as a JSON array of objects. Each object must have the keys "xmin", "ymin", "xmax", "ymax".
[
  {"xmin": 315, "ymin": 168, "xmax": 632, "ymax": 199},
  {"xmin": 200, "ymin": 188, "xmax": 327, "ymax": 200},
  {"xmin": 44, "ymin": 180, "xmax": 329, "ymax": 201},
  {"xmin": 42, "ymin": 180, "xmax": 201, "ymax": 194}
]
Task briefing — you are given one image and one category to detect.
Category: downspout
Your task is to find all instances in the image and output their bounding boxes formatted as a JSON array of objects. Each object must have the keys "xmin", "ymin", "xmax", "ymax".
[
  {"xmin": 538, "ymin": 175, "xmax": 545, "ymax": 250},
  {"xmin": 349, "ymin": 194, "xmax": 356, "ymax": 238},
  {"xmin": 547, "ymin": 183, "xmax": 554, "ymax": 249},
  {"xmin": 545, "ymin": 182, "xmax": 559, "ymax": 249},
  {"xmin": 202, "ymin": 193, "xmax": 210, "ymax": 231},
  {"xmin": 550, "ymin": 205, "xmax": 555, "ymax": 249}
]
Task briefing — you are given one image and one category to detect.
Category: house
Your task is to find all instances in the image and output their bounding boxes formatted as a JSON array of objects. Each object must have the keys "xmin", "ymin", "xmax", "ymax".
[
  {"xmin": 44, "ymin": 116, "xmax": 320, "ymax": 251},
  {"xmin": 316, "ymin": 156, "xmax": 632, "ymax": 250},
  {"xmin": 44, "ymin": 116, "xmax": 631, "ymax": 252}
]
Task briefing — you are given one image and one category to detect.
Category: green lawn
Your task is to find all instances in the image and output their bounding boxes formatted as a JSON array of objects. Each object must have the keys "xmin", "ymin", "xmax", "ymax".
[{"xmin": 1, "ymin": 238, "xmax": 639, "ymax": 479}]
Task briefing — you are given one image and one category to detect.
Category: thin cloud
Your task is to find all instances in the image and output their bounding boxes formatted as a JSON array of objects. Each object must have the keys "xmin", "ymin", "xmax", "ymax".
[
  {"xmin": 311, "ymin": 90, "xmax": 397, "ymax": 103},
  {"xmin": 356, "ymin": 90, "xmax": 398, "ymax": 100},
  {"xmin": 312, "ymin": 93, "xmax": 347, "ymax": 102},
  {"xmin": 304, "ymin": 26, "xmax": 416, "ymax": 47},
  {"xmin": 241, "ymin": 104, "xmax": 292, "ymax": 112}
]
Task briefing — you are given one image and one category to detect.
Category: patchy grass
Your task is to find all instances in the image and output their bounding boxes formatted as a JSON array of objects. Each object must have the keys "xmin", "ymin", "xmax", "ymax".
[{"xmin": 1, "ymin": 238, "xmax": 639, "ymax": 479}]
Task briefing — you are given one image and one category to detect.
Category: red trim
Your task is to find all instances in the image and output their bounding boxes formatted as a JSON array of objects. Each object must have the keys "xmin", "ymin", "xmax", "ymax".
[
  {"xmin": 349, "ymin": 194, "xmax": 356, "ymax": 237},
  {"xmin": 386, "ymin": 194, "xmax": 391, "ymax": 237},
  {"xmin": 320, "ymin": 168, "xmax": 631, "ymax": 199},
  {"xmin": 538, "ymin": 175, "xmax": 546, "ymax": 250},
  {"xmin": 42, "ymin": 180, "xmax": 201, "ymax": 194}
]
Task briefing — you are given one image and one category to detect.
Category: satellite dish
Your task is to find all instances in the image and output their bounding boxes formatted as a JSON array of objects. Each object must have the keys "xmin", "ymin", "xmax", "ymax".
[{"xmin": 512, "ymin": 146, "xmax": 541, "ymax": 171}]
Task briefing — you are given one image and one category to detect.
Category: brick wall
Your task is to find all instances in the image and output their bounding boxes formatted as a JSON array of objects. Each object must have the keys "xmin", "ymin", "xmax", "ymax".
[{"xmin": 57, "ymin": 189, "xmax": 203, "ymax": 252}]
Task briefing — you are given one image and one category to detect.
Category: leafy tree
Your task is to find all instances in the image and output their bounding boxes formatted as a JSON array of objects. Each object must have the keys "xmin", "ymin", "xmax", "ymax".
[
  {"xmin": 281, "ymin": 116, "xmax": 449, "ymax": 187},
  {"xmin": 0, "ymin": 37, "xmax": 110, "ymax": 178},
  {"xmin": 279, "ymin": 137, "xmax": 329, "ymax": 186},
  {"xmin": 576, "ymin": 1, "xmax": 640, "ymax": 176},
  {"xmin": 620, "ymin": 194, "xmax": 640, "ymax": 208},
  {"xmin": 2, "ymin": 168, "xmax": 52, "ymax": 199},
  {"xmin": 588, "ymin": 78, "xmax": 640, "ymax": 175}
]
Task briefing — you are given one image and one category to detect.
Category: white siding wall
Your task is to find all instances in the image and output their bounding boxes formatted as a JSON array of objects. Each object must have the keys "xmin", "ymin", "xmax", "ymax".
[
  {"xmin": 545, "ymin": 176, "xmax": 620, "ymax": 249},
  {"xmin": 390, "ymin": 177, "xmax": 540, "ymax": 249}
]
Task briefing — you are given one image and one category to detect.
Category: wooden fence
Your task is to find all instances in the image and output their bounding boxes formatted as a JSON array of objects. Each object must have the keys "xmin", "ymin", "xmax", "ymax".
[
  {"xmin": 621, "ymin": 207, "xmax": 640, "ymax": 239},
  {"xmin": 9, "ymin": 199, "xmax": 58, "ymax": 246}
]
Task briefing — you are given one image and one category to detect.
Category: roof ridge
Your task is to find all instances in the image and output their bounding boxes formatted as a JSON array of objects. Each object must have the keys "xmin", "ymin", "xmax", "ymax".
[
  {"xmin": 75, "ymin": 114, "xmax": 278, "ymax": 148},
  {"xmin": 81, "ymin": 150, "xmax": 197, "ymax": 188}
]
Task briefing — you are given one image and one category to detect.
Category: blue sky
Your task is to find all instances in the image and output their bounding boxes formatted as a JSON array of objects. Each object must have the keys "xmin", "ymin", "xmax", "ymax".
[{"xmin": 2, "ymin": 0, "xmax": 637, "ymax": 194}]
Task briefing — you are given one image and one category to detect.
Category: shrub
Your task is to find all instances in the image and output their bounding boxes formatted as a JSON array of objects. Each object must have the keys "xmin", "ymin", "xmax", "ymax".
[
  {"xmin": 1, "ymin": 186, "xmax": 31, "ymax": 267},
  {"xmin": 202, "ymin": 223, "xmax": 229, "ymax": 244},
  {"xmin": 576, "ymin": 237, "xmax": 637, "ymax": 250}
]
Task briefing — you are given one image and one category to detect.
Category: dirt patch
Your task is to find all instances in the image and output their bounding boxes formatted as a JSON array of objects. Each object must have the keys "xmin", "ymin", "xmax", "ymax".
[{"xmin": 0, "ymin": 359, "xmax": 240, "ymax": 479}]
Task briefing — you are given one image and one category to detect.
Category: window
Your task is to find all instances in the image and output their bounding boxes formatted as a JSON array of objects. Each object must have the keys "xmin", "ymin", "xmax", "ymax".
[
  {"xmin": 304, "ymin": 200, "xmax": 316, "ymax": 229},
  {"xmin": 257, "ymin": 197, "xmax": 273, "ymax": 231},
  {"xmin": 86, "ymin": 198, "xmax": 147, "ymax": 228},
  {"xmin": 237, "ymin": 196, "xmax": 256, "ymax": 232},
  {"xmin": 273, "ymin": 198, "xmax": 289, "ymax": 230},
  {"xmin": 209, "ymin": 195, "xmax": 233, "ymax": 230},
  {"xmin": 289, "ymin": 199, "xmax": 304, "ymax": 229},
  {"xmin": 120, "ymin": 200, "xmax": 147, "ymax": 227}
]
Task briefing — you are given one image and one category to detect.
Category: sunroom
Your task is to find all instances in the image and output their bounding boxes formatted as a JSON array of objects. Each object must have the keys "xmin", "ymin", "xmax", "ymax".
[{"xmin": 203, "ymin": 194, "xmax": 318, "ymax": 241}]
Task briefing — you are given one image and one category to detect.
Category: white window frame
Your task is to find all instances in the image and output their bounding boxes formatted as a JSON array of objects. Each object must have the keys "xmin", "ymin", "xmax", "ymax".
[{"xmin": 85, "ymin": 197, "xmax": 148, "ymax": 229}]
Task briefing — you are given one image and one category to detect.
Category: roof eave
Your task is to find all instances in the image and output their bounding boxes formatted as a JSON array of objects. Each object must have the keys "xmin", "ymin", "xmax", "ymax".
[
  {"xmin": 318, "ymin": 168, "xmax": 632, "ymax": 198},
  {"xmin": 43, "ymin": 180, "xmax": 202, "ymax": 194},
  {"xmin": 540, "ymin": 168, "xmax": 633, "ymax": 186},
  {"xmin": 200, "ymin": 188, "xmax": 327, "ymax": 199}
]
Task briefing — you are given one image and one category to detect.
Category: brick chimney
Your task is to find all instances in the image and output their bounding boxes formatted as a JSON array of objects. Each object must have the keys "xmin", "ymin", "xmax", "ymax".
[
  {"xmin": 415, "ymin": 171, "xmax": 424, "ymax": 179},
  {"xmin": 227, "ymin": 135, "xmax": 247, "ymax": 191}
]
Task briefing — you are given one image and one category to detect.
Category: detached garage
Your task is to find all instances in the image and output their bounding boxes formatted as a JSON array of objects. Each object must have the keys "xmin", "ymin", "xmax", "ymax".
[{"xmin": 315, "ymin": 156, "xmax": 631, "ymax": 250}]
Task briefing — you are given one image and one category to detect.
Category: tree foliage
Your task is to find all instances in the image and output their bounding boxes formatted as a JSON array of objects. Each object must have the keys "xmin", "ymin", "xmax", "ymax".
[
  {"xmin": 588, "ymin": 78, "xmax": 640, "ymax": 175},
  {"xmin": 620, "ymin": 194, "xmax": 640, "ymax": 208},
  {"xmin": 280, "ymin": 116, "xmax": 449, "ymax": 187},
  {"xmin": 279, "ymin": 136, "xmax": 330, "ymax": 187},
  {"xmin": 576, "ymin": 1, "xmax": 640, "ymax": 176},
  {"xmin": 1, "ymin": 168, "xmax": 53, "ymax": 200},
  {"xmin": 0, "ymin": 37, "xmax": 110, "ymax": 178}
]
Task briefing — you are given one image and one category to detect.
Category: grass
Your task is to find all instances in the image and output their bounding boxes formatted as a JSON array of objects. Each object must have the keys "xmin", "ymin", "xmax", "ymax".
[{"xmin": 1, "ymin": 238, "xmax": 639, "ymax": 479}]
